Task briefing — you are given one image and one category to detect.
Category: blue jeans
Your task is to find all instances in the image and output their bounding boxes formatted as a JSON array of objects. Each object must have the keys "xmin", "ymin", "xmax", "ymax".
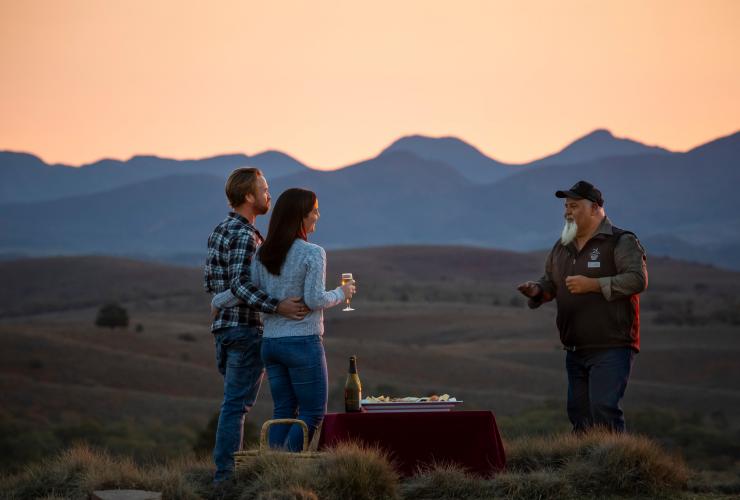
[
  {"xmin": 566, "ymin": 347, "xmax": 636, "ymax": 433},
  {"xmin": 212, "ymin": 326, "xmax": 264, "ymax": 482},
  {"xmin": 261, "ymin": 335, "xmax": 328, "ymax": 452}
]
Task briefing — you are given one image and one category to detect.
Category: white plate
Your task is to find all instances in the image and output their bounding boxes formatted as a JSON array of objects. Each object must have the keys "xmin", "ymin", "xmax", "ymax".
[{"xmin": 360, "ymin": 400, "xmax": 463, "ymax": 413}]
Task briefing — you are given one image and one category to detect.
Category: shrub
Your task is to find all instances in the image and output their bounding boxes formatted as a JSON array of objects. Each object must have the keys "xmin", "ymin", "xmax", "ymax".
[
  {"xmin": 506, "ymin": 430, "xmax": 689, "ymax": 498},
  {"xmin": 402, "ymin": 464, "xmax": 496, "ymax": 499},
  {"xmin": 505, "ymin": 432, "xmax": 583, "ymax": 472},
  {"xmin": 256, "ymin": 486, "xmax": 319, "ymax": 500},
  {"xmin": 492, "ymin": 469, "xmax": 571, "ymax": 499},
  {"xmin": 234, "ymin": 451, "xmax": 316, "ymax": 499},
  {"xmin": 316, "ymin": 442, "xmax": 400, "ymax": 500},
  {"xmin": 0, "ymin": 427, "xmax": 702, "ymax": 500},
  {"xmin": 689, "ymin": 469, "xmax": 740, "ymax": 495},
  {"xmin": 95, "ymin": 302, "xmax": 129, "ymax": 329},
  {"xmin": 225, "ymin": 442, "xmax": 400, "ymax": 500},
  {"xmin": 0, "ymin": 444, "xmax": 209, "ymax": 500}
]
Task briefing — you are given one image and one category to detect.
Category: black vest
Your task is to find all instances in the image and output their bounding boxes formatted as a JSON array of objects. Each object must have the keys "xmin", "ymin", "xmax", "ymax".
[{"xmin": 550, "ymin": 227, "xmax": 640, "ymax": 352}]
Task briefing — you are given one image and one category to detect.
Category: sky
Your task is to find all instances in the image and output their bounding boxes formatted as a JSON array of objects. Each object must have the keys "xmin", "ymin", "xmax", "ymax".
[{"xmin": 1, "ymin": 0, "xmax": 739, "ymax": 169}]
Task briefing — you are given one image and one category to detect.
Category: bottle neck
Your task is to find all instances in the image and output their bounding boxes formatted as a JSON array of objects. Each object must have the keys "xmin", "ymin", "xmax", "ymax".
[{"xmin": 348, "ymin": 358, "xmax": 357, "ymax": 374}]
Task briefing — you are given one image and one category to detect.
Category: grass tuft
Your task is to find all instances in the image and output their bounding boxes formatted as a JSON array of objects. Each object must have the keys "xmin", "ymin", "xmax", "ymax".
[
  {"xmin": 401, "ymin": 463, "xmax": 496, "ymax": 499},
  {"xmin": 506, "ymin": 429, "xmax": 689, "ymax": 498},
  {"xmin": 688, "ymin": 469, "xmax": 740, "ymax": 495},
  {"xmin": 492, "ymin": 469, "xmax": 572, "ymax": 499},
  {"xmin": 232, "ymin": 451, "xmax": 315, "ymax": 499},
  {"xmin": 316, "ymin": 441, "xmax": 401, "ymax": 500},
  {"xmin": 0, "ymin": 430, "xmax": 707, "ymax": 500},
  {"xmin": 0, "ymin": 444, "xmax": 207, "ymax": 500},
  {"xmin": 254, "ymin": 485, "xmax": 319, "ymax": 500},
  {"xmin": 504, "ymin": 432, "xmax": 583, "ymax": 472},
  {"xmin": 217, "ymin": 442, "xmax": 399, "ymax": 500},
  {"xmin": 564, "ymin": 430, "xmax": 689, "ymax": 497}
]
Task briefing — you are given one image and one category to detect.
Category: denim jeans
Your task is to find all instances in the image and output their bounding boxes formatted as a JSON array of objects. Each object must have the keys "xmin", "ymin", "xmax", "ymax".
[
  {"xmin": 261, "ymin": 335, "xmax": 328, "ymax": 452},
  {"xmin": 566, "ymin": 347, "xmax": 636, "ymax": 433},
  {"xmin": 212, "ymin": 326, "xmax": 264, "ymax": 482}
]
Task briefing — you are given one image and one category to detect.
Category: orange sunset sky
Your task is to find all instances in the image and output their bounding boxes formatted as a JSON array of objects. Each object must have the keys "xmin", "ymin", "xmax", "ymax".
[{"xmin": 1, "ymin": 0, "xmax": 739, "ymax": 169}]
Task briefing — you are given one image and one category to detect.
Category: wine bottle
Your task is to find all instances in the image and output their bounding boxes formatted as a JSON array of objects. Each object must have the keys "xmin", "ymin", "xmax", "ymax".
[{"xmin": 344, "ymin": 356, "xmax": 362, "ymax": 412}]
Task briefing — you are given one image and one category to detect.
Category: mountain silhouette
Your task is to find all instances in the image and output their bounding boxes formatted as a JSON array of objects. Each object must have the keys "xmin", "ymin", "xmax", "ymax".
[
  {"xmin": 1, "ymin": 129, "xmax": 738, "ymax": 268},
  {"xmin": 0, "ymin": 151, "xmax": 310, "ymax": 204},
  {"xmin": 527, "ymin": 129, "xmax": 672, "ymax": 167},
  {"xmin": 381, "ymin": 135, "xmax": 514, "ymax": 183},
  {"xmin": 0, "ymin": 129, "xmax": 676, "ymax": 204},
  {"xmin": 380, "ymin": 129, "xmax": 672, "ymax": 183}
]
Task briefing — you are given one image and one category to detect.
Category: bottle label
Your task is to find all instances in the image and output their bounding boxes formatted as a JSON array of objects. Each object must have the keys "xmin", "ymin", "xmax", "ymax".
[{"xmin": 344, "ymin": 388, "xmax": 362, "ymax": 412}]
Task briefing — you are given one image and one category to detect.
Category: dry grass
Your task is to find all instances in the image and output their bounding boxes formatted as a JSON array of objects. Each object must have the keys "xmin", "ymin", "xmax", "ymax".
[
  {"xmin": 369, "ymin": 430, "xmax": 693, "ymax": 500},
  {"xmin": 688, "ymin": 469, "xmax": 740, "ymax": 495},
  {"xmin": 231, "ymin": 451, "xmax": 316, "ymax": 500},
  {"xmin": 254, "ymin": 486, "xmax": 319, "ymax": 500},
  {"xmin": 506, "ymin": 429, "xmax": 690, "ymax": 498},
  {"xmin": 316, "ymin": 441, "xmax": 400, "ymax": 500},
  {"xmin": 402, "ymin": 464, "xmax": 497, "ymax": 499},
  {"xmin": 1, "ymin": 442, "xmax": 400, "ymax": 500},
  {"xmin": 492, "ymin": 469, "xmax": 572, "ymax": 499},
  {"xmin": 504, "ymin": 432, "xmax": 584, "ymax": 472},
  {"xmin": 230, "ymin": 442, "xmax": 400, "ymax": 500},
  {"xmin": 0, "ymin": 445, "xmax": 209, "ymax": 500},
  {"xmin": 0, "ymin": 430, "xmax": 726, "ymax": 500}
]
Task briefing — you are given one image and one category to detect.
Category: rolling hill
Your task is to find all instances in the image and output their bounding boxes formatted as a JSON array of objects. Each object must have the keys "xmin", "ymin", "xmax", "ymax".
[{"xmin": 1, "ymin": 247, "xmax": 738, "ymax": 436}]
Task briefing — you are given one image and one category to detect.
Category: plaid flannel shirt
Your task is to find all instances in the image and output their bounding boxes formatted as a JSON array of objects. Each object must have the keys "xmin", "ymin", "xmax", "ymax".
[{"xmin": 204, "ymin": 212, "xmax": 279, "ymax": 332}]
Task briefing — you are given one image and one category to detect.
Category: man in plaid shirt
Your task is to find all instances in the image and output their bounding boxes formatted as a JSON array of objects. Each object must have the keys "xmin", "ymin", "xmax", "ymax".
[{"xmin": 204, "ymin": 167, "xmax": 307, "ymax": 484}]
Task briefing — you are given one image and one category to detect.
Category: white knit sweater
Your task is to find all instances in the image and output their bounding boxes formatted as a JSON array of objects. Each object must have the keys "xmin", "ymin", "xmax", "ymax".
[{"xmin": 212, "ymin": 239, "xmax": 345, "ymax": 338}]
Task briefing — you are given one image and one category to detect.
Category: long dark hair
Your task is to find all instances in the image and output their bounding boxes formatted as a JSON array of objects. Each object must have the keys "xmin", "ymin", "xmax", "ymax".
[{"xmin": 258, "ymin": 188, "xmax": 317, "ymax": 275}]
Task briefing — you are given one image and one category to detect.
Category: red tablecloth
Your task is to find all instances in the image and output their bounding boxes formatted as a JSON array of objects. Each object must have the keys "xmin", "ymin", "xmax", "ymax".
[{"xmin": 317, "ymin": 410, "xmax": 506, "ymax": 477}]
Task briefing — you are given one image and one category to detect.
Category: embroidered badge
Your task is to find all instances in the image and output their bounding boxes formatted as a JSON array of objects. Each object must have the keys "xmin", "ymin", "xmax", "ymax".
[{"xmin": 590, "ymin": 248, "xmax": 600, "ymax": 261}]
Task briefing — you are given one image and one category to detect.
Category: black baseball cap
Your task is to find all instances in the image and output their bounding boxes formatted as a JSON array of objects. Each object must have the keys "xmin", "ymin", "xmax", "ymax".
[{"xmin": 555, "ymin": 180, "xmax": 604, "ymax": 206}]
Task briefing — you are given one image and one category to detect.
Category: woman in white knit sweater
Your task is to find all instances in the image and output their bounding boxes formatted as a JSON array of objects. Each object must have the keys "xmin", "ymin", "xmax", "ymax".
[{"xmin": 212, "ymin": 188, "xmax": 355, "ymax": 451}]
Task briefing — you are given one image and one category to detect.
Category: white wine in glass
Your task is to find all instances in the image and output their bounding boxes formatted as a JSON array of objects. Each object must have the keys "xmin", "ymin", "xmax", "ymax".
[{"xmin": 341, "ymin": 273, "xmax": 355, "ymax": 312}]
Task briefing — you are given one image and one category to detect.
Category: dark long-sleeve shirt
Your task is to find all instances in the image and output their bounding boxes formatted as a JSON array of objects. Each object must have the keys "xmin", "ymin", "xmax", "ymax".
[
  {"xmin": 533, "ymin": 216, "xmax": 647, "ymax": 306},
  {"xmin": 529, "ymin": 216, "xmax": 648, "ymax": 351}
]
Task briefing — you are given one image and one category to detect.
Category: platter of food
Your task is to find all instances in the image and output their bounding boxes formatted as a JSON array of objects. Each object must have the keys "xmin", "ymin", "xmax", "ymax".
[{"xmin": 361, "ymin": 394, "xmax": 462, "ymax": 413}]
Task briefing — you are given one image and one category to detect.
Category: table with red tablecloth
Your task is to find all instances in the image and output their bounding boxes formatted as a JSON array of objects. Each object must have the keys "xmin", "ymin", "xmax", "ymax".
[{"xmin": 317, "ymin": 410, "xmax": 506, "ymax": 476}]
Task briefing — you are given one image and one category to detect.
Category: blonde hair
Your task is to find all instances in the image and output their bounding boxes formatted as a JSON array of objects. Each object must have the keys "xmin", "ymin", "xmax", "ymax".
[{"xmin": 225, "ymin": 168, "xmax": 263, "ymax": 208}]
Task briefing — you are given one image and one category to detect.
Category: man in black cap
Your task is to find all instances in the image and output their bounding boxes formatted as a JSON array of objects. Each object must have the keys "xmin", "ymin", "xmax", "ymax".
[{"xmin": 517, "ymin": 180, "xmax": 647, "ymax": 433}]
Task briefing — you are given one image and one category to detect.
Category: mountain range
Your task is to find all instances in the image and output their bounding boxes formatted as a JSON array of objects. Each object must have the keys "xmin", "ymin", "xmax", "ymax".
[
  {"xmin": 0, "ymin": 150, "xmax": 306, "ymax": 204},
  {"xmin": 1, "ymin": 129, "xmax": 738, "ymax": 268}
]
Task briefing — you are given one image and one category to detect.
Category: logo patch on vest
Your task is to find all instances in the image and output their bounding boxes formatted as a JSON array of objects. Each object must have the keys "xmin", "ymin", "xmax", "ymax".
[{"xmin": 588, "ymin": 247, "xmax": 601, "ymax": 267}]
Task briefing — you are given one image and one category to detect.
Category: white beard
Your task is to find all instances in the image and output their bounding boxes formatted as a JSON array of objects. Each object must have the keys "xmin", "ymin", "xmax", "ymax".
[{"xmin": 561, "ymin": 219, "xmax": 578, "ymax": 246}]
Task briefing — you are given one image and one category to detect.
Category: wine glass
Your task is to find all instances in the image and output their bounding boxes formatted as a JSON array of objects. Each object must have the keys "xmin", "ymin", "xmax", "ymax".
[{"xmin": 341, "ymin": 273, "xmax": 355, "ymax": 312}]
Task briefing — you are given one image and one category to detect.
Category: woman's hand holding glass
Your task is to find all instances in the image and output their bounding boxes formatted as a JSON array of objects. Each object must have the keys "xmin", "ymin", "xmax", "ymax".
[
  {"xmin": 340, "ymin": 273, "xmax": 356, "ymax": 311},
  {"xmin": 341, "ymin": 279, "xmax": 356, "ymax": 302}
]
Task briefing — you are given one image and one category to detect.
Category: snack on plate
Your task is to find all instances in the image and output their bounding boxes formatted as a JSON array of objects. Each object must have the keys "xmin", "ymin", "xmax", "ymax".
[
  {"xmin": 419, "ymin": 394, "xmax": 451, "ymax": 402},
  {"xmin": 364, "ymin": 395, "xmax": 392, "ymax": 402},
  {"xmin": 364, "ymin": 393, "xmax": 455, "ymax": 403}
]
